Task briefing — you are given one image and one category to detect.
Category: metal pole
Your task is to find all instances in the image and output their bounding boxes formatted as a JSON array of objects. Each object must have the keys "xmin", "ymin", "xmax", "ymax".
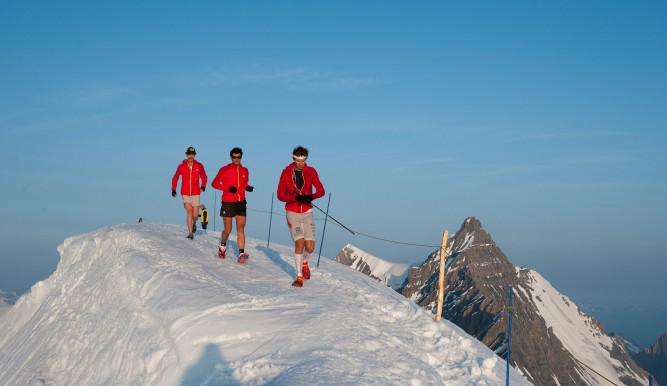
[
  {"xmin": 267, "ymin": 193, "xmax": 274, "ymax": 248},
  {"xmin": 649, "ymin": 375, "xmax": 653, "ymax": 386},
  {"xmin": 316, "ymin": 193, "xmax": 332, "ymax": 267},
  {"xmin": 213, "ymin": 191, "xmax": 217, "ymax": 231},
  {"xmin": 506, "ymin": 285, "xmax": 514, "ymax": 386}
]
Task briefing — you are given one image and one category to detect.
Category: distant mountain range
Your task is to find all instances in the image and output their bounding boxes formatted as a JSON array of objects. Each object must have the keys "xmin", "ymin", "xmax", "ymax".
[{"xmin": 337, "ymin": 217, "xmax": 657, "ymax": 386}]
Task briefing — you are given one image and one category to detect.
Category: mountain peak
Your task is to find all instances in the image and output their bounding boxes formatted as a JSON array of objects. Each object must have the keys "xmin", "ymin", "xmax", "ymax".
[{"xmin": 398, "ymin": 217, "xmax": 651, "ymax": 386}]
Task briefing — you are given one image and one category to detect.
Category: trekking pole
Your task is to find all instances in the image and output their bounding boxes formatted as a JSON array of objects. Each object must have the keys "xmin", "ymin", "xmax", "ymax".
[
  {"xmin": 316, "ymin": 193, "xmax": 332, "ymax": 267},
  {"xmin": 213, "ymin": 191, "xmax": 217, "ymax": 231},
  {"xmin": 267, "ymin": 193, "xmax": 274, "ymax": 248},
  {"xmin": 312, "ymin": 203, "xmax": 355, "ymax": 235}
]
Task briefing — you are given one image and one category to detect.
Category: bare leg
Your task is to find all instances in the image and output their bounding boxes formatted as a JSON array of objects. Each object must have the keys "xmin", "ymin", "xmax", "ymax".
[
  {"xmin": 236, "ymin": 215, "xmax": 246, "ymax": 250},
  {"xmin": 221, "ymin": 216, "xmax": 233, "ymax": 243},
  {"xmin": 184, "ymin": 203, "xmax": 195, "ymax": 233}
]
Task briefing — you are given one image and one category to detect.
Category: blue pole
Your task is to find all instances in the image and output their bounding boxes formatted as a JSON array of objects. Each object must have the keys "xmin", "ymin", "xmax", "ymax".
[
  {"xmin": 316, "ymin": 193, "xmax": 332, "ymax": 267},
  {"xmin": 267, "ymin": 193, "xmax": 274, "ymax": 248},
  {"xmin": 506, "ymin": 285, "xmax": 513, "ymax": 386},
  {"xmin": 649, "ymin": 374, "xmax": 653, "ymax": 386}
]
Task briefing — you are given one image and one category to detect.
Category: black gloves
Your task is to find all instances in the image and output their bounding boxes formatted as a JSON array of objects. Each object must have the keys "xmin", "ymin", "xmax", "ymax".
[
  {"xmin": 246, "ymin": 185, "xmax": 254, "ymax": 192},
  {"xmin": 295, "ymin": 194, "xmax": 313, "ymax": 204},
  {"xmin": 172, "ymin": 190, "xmax": 177, "ymax": 197},
  {"xmin": 228, "ymin": 186, "xmax": 237, "ymax": 193},
  {"xmin": 201, "ymin": 186, "xmax": 206, "ymax": 192}
]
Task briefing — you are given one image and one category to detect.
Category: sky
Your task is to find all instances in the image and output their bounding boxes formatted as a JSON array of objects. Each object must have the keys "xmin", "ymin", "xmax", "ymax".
[
  {"xmin": 1, "ymin": 1, "xmax": 666, "ymax": 336},
  {"xmin": 0, "ymin": 223, "xmax": 533, "ymax": 385}
]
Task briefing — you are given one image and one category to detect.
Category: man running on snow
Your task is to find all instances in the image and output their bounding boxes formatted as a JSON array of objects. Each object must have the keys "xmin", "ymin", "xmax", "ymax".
[
  {"xmin": 172, "ymin": 146, "xmax": 207, "ymax": 239},
  {"xmin": 212, "ymin": 147, "xmax": 254, "ymax": 263},
  {"xmin": 276, "ymin": 146, "xmax": 325, "ymax": 287}
]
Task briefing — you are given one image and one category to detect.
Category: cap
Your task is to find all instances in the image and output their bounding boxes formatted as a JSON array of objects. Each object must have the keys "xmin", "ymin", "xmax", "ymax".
[{"xmin": 186, "ymin": 146, "xmax": 196, "ymax": 155}]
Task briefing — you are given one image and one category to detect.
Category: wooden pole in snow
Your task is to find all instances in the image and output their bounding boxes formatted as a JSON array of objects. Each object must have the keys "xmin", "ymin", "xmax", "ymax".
[{"xmin": 435, "ymin": 229, "xmax": 449, "ymax": 322}]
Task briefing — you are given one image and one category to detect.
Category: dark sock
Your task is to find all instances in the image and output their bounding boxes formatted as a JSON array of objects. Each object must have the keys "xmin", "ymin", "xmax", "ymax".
[{"xmin": 239, "ymin": 249, "xmax": 244, "ymax": 254}]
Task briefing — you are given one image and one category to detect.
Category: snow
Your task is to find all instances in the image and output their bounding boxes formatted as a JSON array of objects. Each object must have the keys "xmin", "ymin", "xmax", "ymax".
[
  {"xmin": 515, "ymin": 267, "xmax": 647, "ymax": 385},
  {"xmin": 340, "ymin": 244, "xmax": 409, "ymax": 288},
  {"xmin": 0, "ymin": 223, "xmax": 532, "ymax": 385}
]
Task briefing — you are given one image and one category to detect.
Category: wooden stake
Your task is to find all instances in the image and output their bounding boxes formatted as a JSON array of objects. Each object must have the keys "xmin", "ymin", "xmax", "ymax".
[{"xmin": 435, "ymin": 229, "xmax": 449, "ymax": 322}]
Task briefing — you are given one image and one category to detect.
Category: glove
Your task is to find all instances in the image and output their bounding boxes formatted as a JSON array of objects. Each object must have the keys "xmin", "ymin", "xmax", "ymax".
[
  {"xmin": 295, "ymin": 194, "xmax": 304, "ymax": 203},
  {"xmin": 303, "ymin": 194, "xmax": 314, "ymax": 204},
  {"xmin": 201, "ymin": 186, "xmax": 206, "ymax": 192},
  {"xmin": 172, "ymin": 190, "xmax": 177, "ymax": 197},
  {"xmin": 229, "ymin": 186, "xmax": 237, "ymax": 193},
  {"xmin": 246, "ymin": 185, "xmax": 254, "ymax": 192}
]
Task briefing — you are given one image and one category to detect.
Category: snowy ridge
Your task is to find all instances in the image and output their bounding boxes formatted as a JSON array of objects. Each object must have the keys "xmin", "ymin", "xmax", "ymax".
[
  {"xmin": 514, "ymin": 267, "xmax": 646, "ymax": 385},
  {"xmin": 337, "ymin": 244, "xmax": 409, "ymax": 289},
  {"xmin": 0, "ymin": 223, "xmax": 532, "ymax": 385}
]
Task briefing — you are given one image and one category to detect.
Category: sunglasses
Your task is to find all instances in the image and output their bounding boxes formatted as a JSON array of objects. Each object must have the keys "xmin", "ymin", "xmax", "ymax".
[{"xmin": 231, "ymin": 155, "xmax": 242, "ymax": 159}]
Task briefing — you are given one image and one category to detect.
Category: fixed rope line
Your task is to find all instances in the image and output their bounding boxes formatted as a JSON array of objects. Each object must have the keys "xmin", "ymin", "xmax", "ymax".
[
  {"xmin": 248, "ymin": 205, "xmax": 440, "ymax": 248},
  {"xmin": 249, "ymin": 206, "xmax": 439, "ymax": 248},
  {"xmin": 247, "ymin": 206, "xmax": 440, "ymax": 248}
]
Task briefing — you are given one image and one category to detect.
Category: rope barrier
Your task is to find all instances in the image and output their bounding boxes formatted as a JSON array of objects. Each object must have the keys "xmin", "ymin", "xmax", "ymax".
[{"xmin": 247, "ymin": 206, "xmax": 440, "ymax": 248}]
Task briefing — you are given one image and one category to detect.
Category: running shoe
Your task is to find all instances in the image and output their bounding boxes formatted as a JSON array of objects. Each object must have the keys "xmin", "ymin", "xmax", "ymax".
[{"xmin": 292, "ymin": 276, "xmax": 304, "ymax": 287}]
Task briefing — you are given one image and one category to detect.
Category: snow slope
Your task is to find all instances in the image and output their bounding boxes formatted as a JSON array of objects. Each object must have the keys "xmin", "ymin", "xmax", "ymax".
[
  {"xmin": 337, "ymin": 244, "xmax": 410, "ymax": 289},
  {"xmin": 0, "ymin": 223, "xmax": 532, "ymax": 385},
  {"xmin": 515, "ymin": 268, "xmax": 645, "ymax": 385}
]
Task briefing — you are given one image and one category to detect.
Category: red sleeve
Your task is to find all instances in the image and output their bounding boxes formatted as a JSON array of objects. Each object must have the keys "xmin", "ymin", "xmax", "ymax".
[
  {"xmin": 276, "ymin": 169, "xmax": 295, "ymax": 203},
  {"xmin": 199, "ymin": 163, "xmax": 207, "ymax": 187},
  {"xmin": 212, "ymin": 167, "xmax": 225, "ymax": 191},
  {"xmin": 310, "ymin": 168, "xmax": 325, "ymax": 200},
  {"xmin": 171, "ymin": 164, "xmax": 182, "ymax": 191}
]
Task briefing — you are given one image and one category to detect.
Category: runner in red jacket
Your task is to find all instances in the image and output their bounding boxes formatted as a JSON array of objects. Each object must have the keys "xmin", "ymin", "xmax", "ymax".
[
  {"xmin": 276, "ymin": 146, "xmax": 325, "ymax": 287},
  {"xmin": 211, "ymin": 147, "xmax": 254, "ymax": 263},
  {"xmin": 172, "ymin": 147, "xmax": 207, "ymax": 239}
]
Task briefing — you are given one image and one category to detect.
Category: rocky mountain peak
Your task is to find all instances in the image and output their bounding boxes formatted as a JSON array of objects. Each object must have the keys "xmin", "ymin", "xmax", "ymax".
[{"xmin": 395, "ymin": 217, "xmax": 651, "ymax": 386}]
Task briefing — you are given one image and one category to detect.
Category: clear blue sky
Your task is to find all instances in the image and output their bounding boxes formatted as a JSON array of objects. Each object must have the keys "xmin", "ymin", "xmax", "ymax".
[{"xmin": 2, "ymin": 1, "xmax": 666, "ymax": 336}]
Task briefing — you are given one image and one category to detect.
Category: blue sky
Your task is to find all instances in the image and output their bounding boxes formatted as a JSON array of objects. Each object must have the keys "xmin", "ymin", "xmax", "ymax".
[{"xmin": 2, "ymin": 1, "xmax": 666, "ymax": 341}]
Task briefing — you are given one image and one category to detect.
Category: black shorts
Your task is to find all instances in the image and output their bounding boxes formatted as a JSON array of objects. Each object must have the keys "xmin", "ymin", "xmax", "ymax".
[{"xmin": 220, "ymin": 201, "xmax": 247, "ymax": 217}]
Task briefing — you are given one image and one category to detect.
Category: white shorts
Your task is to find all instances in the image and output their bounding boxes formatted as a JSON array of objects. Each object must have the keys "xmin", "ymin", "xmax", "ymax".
[
  {"xmin": 286, "ymin": 210, "xmax": 315, "ymax": 242},
  {"xmin": 182, "ymin": 195, "xmax": 200, "ymax": 206}
]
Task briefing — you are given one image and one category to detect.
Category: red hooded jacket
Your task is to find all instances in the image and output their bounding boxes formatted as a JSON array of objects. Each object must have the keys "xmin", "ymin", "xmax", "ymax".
[
  {"xmin": 212, "ymin": 163, "xmax": 250, "ymax": 203},
  {"xmin": 172, "ymin": 160, "xmax": 207, "ymax": 196},
  {"xmin": 277, "ymin": 163, "xmax": 325, "ymax": 213}
]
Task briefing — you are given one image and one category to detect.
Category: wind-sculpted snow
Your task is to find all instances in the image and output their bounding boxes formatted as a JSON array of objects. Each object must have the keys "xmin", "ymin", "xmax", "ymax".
[{"xmin": 0, "ymin": 223, "xmax": 532, "ymax": 385}]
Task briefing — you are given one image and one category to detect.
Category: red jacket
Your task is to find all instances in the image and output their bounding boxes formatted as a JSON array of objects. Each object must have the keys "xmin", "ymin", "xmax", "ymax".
[
  {"xmin": 172, "ymin": 160, "xmax": 207, "ymax": 196},
  {"xmin": 277, "ymin": 163, "xmax": 325, "ymax": 213},
  {"xmin": 212, "ymin": 163, "xmax": 250, "ymax": 202}
]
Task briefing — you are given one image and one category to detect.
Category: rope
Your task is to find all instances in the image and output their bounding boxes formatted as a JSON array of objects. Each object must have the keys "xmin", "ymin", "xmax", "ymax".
[
  {"xmin": 247, "ymin": 207, "xmax": 440, "ymax": 248},
  {"xmin": 572, "ymin": 357, "xmax": 622, "ymax": 386}
]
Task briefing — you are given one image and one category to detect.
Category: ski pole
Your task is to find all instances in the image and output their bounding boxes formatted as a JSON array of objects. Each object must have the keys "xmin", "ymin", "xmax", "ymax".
[
  {"xmin": 316, "ymin": 193, "xmax": 332, "ymax": 267},
  {"xmin": 312, "ymin": 203, "xmax": 355, "ymax": 235}
]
